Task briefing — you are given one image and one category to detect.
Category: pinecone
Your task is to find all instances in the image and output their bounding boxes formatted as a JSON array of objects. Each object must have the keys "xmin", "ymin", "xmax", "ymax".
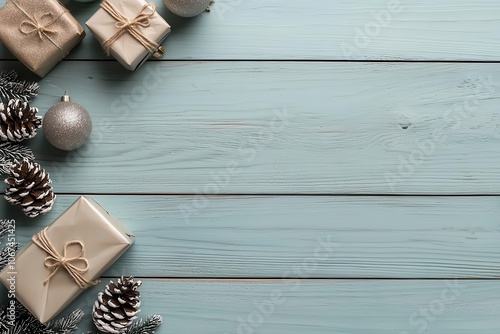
[
  {"xmin": 0, "ymin": 99, "xmax": 42, "ymax": 142},
  {"xmin": 4, "ymin": 159, "xmax": 55, "ymax": 218},
  {"xmin": 93, "ymin": 276, "xmax": 142, "ymax": 333}
]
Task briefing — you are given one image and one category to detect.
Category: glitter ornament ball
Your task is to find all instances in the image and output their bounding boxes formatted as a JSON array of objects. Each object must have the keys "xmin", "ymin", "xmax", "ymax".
[
  {"xmin": 43, "ymin": 92, "xmax": 92, "ymax": 151},
  {"xmin": 163, "ymin": 0, "xmax": 212, "ymax": 17}
]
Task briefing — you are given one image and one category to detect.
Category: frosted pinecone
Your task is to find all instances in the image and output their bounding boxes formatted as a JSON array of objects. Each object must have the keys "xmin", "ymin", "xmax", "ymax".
[
  {"xmin": 4, "ymin": 159, "xmax": 55, "ymax": 218},
  {"xmin": 92, "ymin": 276, "xmax": 142, "ymax": 333},
  {"xmin": 0, "ymin": 99, "xmax": 42, "ymax": 142}
]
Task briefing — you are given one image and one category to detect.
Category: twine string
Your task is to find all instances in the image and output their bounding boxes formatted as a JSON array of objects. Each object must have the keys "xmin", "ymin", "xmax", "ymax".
[
  {"xmin": 19, "ymin": 12, "xmax": 58, "ymax": 39},
  {"xmin": 32, "ymin": 227, "xmax": 99, "ymax": 289},
  {"xmin": 100, "ymin": 1, "xmax": 162, "ymax": 57},
  {"xmin": 11, "ymin": 0, "xmax": 68, "ymax": 57}
]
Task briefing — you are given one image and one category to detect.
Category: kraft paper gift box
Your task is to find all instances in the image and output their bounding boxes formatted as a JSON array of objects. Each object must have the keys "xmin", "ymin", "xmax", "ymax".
[
  {"xmin": 0, "ymin": 0, "xmax": 85, "ymax": 77},
  {"xmin": 0, "ymin": 196, "xmax": 135, "ymax": 323},
  {"xmin": 86, "ymin": 0, "xmax": 171, "ymax": 71}
]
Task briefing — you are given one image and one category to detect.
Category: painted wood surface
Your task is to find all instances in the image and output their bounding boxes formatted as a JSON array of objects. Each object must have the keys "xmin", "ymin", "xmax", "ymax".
[
  {"xmin": 2, "ymin": 195, "xmax": 500, "ymax": 279},
  {"xmin": 2, "ymin": 279, "xmax": 499, "ymax": 333},
  {"xmin": 1, "ymin": 0, "xmax": 499, "ymax": 333},
  {"xmin": 3, "ymin": 61, "xmax": 500, "ymax": 194},
  {"xmin": 1, "ymin": 0, "xmax": 500, "ymax": 61}
]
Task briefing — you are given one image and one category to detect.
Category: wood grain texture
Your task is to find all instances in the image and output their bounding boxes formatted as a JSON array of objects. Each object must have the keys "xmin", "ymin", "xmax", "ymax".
[
  {"xmin": 2, "ymin": 61, "xmax": 500, "ymax": 194},
  {"xmin": 1, "ymin": 0, "xmax": 499, "ymax": 331},
  {"xmin": 1, "ymin": 279, "xmax": 499, "ymax": 333},
  {"xmin": 1, "ymin": 0, "xmax": 500, "ymax": 61},
  {"xmin": 2, "ymin": 195, "xmax": 500, "ymax": 278}
]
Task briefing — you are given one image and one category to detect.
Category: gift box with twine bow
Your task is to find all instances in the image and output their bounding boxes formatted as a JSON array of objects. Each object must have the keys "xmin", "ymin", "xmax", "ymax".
[
  {"xmin": 0, "ymin": 0, "xmax": 85, "ymax": 77},
  {"xmin": 0, "ymin": 196, "xmax": 135, "ymax": 323},
  {"xmin": 86, "ymin": 0, "xmax": 171, "ymax": 71}
]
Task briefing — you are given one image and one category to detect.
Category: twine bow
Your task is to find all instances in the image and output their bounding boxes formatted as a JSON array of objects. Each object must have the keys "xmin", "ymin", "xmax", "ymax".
[
  {"xmin": 11, "ymin": 0, "xmax": 68, "ymax": 57},
  {"xmin": 32, "ymin": 227, "xmax": 99, "ymax": 289},
  {"xmin": 100, "ymin": 1, "xmax": 164, "ymax": 58},
  {"xmin": 19, "ymin": 12, "xmax": 58, "ymax": 40}
]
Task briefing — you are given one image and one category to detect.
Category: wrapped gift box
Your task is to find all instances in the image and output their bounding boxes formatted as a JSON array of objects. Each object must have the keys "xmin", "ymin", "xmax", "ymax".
[
  {"xmin": 86, "ymin": 0, "xmax": 171, "ymax": 71},
  {"xmin": 0, "ymin": 0, "xmax": 85, "ymax": 77},
  {"xmin": 0, "ymin": 196, "xmax": 135, "ymax": 323}
]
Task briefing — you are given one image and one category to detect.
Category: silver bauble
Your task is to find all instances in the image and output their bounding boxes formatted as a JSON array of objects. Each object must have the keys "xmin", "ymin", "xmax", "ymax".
[
  {"xmin": 163, "ymin": 0, "xmax": 212, "ymax": 17},
  {"xmin": 43, "ymin": 93, "xmax": 92, "ymax": 151}
]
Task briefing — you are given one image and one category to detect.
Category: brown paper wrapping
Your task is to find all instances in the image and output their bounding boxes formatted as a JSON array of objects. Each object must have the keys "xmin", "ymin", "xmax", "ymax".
[
  {"xmin": 0, "ymin": 196, "xmax": 135, "ymax": 323},
  {"xmin": 86, "ymin": 0, "xmax": 171, "ymax": 71},
  {"xmin": 0, "ymin": 0, "xmax": 85, "ymax": 77}
]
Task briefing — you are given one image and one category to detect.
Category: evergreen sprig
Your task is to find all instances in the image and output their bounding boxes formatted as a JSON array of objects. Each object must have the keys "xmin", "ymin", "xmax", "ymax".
[
  {"xmin": 0, "ymin": 296, "xmax": 85, "ymax": 334},
  {"xmin": 0, "ymin": 300, "xmax": 45, "ymax": 334},
  {"xmin": 43, "ymin": 309, "xmax": 85, "ymax": 334},
  {"xmin": 0, "ymin": 70, "xmax": 39, "ymax": 103},
  {"xmin": 0, "ymin": 142, "xmax": 35, "ymax": 174},
  {"xmin": 85, "ymin": 314, "xmax": 163, "ymax": 334},
  {"xmin": 0, "ymin": 242, "xmax": 19, "ymax": 272},
  {"xmin": 126, "ymin": 315, "xmax": 163, "ymax": 334},
  {"xmin": 0, "ymin": 219, "xmax": 13, "ymax": 237},
  {"xmin": 0, "ymin": 219, "xmax": 18, "ymax": 272}
]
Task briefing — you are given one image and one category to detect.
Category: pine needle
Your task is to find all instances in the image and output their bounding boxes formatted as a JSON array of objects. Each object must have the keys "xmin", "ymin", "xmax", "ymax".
[
  {"xmin": 0, "ymin": 220, "xmax": 18, "ymax": 272},
  {"xmin": 0, "ymin": 300, "xmax": 44, "ymax": 334},
  {"xmin": 0, "ymin": 301, "xmax": 84, "ymax": 334},
  {"xmin": 0, "ymin": 243, "xmax": 19, "ymax": 272},
  {"xmin": 0, "ymin": 142, "xmax": 35, "ymax": 174},
  {"xmin": 0, "ymin": 70, "xmax": 39, "ymax": 103},
  {"xmin": 126, "ymin": 315, "xmax": 163, "ymax": 334},
  {"xmin": 0, "ymin": 219, "xmax": 14, "ymax": 238},
  {"xmin": 43, "ymin": 309, "xmax": 84, "ymax": 334}
]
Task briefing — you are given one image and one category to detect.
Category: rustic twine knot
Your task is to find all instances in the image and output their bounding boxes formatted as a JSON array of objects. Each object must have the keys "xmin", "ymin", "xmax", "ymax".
[
  {"xmin": 19, "ymin": 12, "xmax": 58, "ymax": 40},
  {"xmin": 101, "ymin": 1, "xmax": 164, "ymax": 58},
  {"xmin": 11, "ymin": 0, "xmax": 68, "ymax": 57},
  {"xmin": 115, "ymin": 4, "xmax": 153, "ymax": 29},
  {"xmin": 32, "ymin": 227, "xmax": 99, "ymax": 289}
]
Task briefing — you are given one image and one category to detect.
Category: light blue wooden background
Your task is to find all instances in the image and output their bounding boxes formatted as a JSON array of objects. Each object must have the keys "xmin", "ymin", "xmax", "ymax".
[{"xmin": 1, "ymin": 0, "xmax": 500, "ymax": 333}]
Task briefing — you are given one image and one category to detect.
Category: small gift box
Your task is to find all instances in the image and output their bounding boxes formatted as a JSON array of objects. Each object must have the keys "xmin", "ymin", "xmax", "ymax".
[
  {"xmin": 86, "ymin": 0, "xmax": 171, "ymax": 71},
  {"xmin": 0, "ymin": 196, "xmax": 135, "ymax": 323},
  {"xmin": 0, "ymin": 0, "xmax": 85, "ymax": 77}
]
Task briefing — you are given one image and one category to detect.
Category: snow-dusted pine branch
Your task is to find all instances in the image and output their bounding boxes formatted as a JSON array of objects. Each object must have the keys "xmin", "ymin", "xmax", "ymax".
[
  {"xmin": 0, "ymin": 70, "xmax": 39, "ymax": 103},
  {"xmin": 0, "ymin": 142, "xmax": 35, "ymax": 174}
]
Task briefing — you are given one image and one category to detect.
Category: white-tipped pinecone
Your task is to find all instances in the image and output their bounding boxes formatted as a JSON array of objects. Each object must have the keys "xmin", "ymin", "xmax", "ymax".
[
  {"xmin": 0, "ymin": 99, "xmax": 42, "ymax": 142},
  {"xmin": 4, "ymin": 159, "xmax": 55, "ymax": 218},
  {"xmin": 93, "ymin": 276, "xmax": 142, "ymax": 333}
]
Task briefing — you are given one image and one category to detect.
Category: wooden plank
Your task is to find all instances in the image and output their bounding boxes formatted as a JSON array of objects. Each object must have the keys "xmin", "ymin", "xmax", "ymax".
[
  {"xmin": 1, "ymin": 0, "xmax": 500, "ymax": 61},
  {"xmin": 2, "ymin": 195, "xmax": 500, "ymax": 278},
  {"xmin": 1, "ymin": 279, "xmax": 498, "ymax": 333},
  {"xmin": 4, "ymin": 61, "xmax": 500, "ymax": 194}
]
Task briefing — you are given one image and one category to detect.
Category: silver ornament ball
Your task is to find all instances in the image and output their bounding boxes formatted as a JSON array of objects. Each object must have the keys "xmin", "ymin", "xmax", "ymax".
[
  {"xmin": 163, "ymin": 0, "xmax": 212, "ymax": 17},
  {"xmin": 43, "ymin": 93, "xmax": 92, "ymax": 151}
]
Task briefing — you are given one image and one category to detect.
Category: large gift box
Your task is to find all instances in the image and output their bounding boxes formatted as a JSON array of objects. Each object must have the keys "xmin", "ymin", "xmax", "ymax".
[
  {"xmin": 86, "ymin": 0, "xmax": 171, "ymax": 71},
  {"xmin": 0, "ymin": 0, "xmax": 85, "ymax": 77},
  {"xmin": 0, "ymin": 196, "xmax": 135, "ymax": 323}
]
